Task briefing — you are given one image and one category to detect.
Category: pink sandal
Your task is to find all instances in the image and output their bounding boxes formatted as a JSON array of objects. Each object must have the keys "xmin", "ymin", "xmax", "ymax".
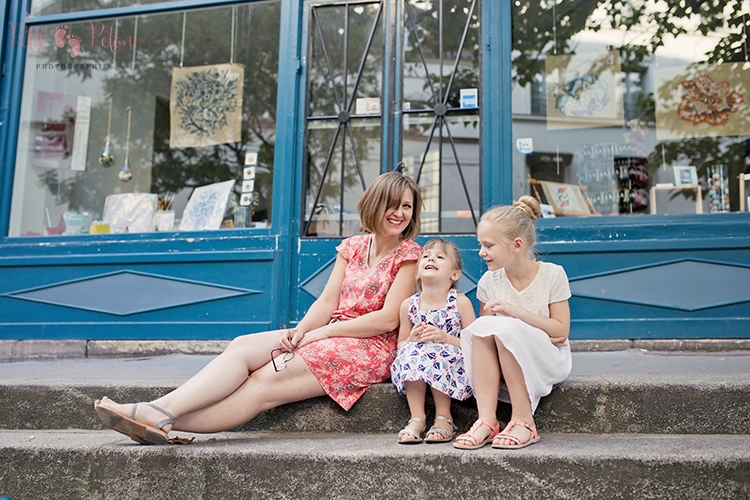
[
  {"xmin": 492, "ymin": 419, "xmax": 540, "ymax": 449},
  {"xmin": 452, "ymin": 419, "xmax": 501, "ymax": 450}
]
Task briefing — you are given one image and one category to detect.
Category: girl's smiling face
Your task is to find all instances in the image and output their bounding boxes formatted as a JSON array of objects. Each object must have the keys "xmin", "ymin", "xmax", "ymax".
[
  {"xmin": 417, "ymin": 246, "xmax": 461, "ymax": 284},
  {"xmin": 476, "ymin": 222, "xmax": 516, "ymax": 271}
]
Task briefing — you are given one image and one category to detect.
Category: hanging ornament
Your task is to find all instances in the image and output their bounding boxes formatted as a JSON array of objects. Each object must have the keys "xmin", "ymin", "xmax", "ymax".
[
  {"xmin": 119, "ymin": 106, "xmax": 133, "ymax": 182},
  {"xmin": 99, "ymin": 93, "xmax": 115, "ymax": 167}
]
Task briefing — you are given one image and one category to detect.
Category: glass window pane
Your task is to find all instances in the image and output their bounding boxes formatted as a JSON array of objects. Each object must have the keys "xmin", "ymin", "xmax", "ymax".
[
  {"xmin": 30, "ymin": 0, "xmax": 172, "ymax": 18},
  {"xmin": 402, "ymin": 0, "xmax": 481, "ymax": 233},
  {"xmin": 512, "ymin": 0, "xmax": 750, "ymax": 218},
  {"xmin": 303, "ymin": 2, "xmax": 384, "ymax": 238},
  {"xmin": 10, "ymin": 2, "xmax": 281, "ymax": 237}
]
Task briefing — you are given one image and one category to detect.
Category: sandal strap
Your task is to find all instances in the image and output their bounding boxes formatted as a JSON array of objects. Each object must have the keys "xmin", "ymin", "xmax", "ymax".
[
  {"xmin": 496, "ymin": 419, "xmax": 538, "ymax": 444},
  {"xmin": 433, "ymin": 415, "xmax": 457, "ymax": 431},
  {"xmin": 398, "ymin": 417, "xmax": 426, "ymax": 439},
  {"xmin": 132, "ymin": 402, "xmax": 176, "ymax": 431},
  {"xmin": 426, "ymin": 425, "xmax": 453, "ymax": 439},
  {"xmin": 455, "ymin": 419, "xmax": 500, "ymax": 446}
]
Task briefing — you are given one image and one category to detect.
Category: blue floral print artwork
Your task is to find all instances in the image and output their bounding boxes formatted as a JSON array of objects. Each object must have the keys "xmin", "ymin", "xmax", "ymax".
[{"xmin": 169, "ymin": 63, "xmax": 245, "ymax": 148}]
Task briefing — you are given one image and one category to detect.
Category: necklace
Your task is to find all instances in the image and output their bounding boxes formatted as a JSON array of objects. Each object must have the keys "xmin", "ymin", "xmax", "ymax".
[{"xmin": 367, "ymin": 234, "xmax": 400, "ymax": 268}]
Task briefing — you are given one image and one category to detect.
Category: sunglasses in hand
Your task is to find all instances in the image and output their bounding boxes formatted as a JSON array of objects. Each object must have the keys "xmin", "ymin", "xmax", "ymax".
[{"xmin": 271, "ymin": 347, "xmax": 295, "ymax": 372}]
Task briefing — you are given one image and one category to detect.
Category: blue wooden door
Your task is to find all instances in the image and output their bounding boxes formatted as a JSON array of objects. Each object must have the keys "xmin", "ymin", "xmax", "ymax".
[{"xmin": 290, "ymin": 0, "xmax": 485, "ymax": 322}]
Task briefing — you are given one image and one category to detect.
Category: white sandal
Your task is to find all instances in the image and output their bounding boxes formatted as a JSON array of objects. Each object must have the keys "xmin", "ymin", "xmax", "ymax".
[
  {"xmin": 397, "ymin": 417, "xmax": 426, "ymax": 444},
  {"xmin": 424, "ymin": 416, "xmax": 457, "ymax": 443}
]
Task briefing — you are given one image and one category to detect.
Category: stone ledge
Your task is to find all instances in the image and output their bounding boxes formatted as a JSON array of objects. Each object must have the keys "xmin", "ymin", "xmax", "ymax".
[
  {"xmin": 1, "ymin": 338, "xmax": 750, "ymax": 362},
  {"xmin": 1, "ymin": 431, "xmax": 749, "ymax": 500}
]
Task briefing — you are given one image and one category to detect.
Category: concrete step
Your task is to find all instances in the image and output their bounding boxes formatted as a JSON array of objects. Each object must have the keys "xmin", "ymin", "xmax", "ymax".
[
  {"xmin": 1, "ymin": 430, "xmax": 749, "ymax": 499},
  {"xmin": 1, "ymin": 350, "xmax": 749, "ymax": 435}
]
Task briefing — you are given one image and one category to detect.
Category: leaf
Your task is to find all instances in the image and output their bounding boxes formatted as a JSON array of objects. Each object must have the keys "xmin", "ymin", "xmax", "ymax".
[{"xmin": 168, "ymin": 435, "xmax": 195, "ymax": 445}]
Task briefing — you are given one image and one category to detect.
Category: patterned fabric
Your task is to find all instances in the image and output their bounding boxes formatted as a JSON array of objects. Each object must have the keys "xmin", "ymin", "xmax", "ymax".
[
  {"xmin": 390, "ymin": 289, "xmax": 473, "ymax": 401},
  {"xmin": 299, "ymin": 235, "xmax": 421, "ymax": 411}
]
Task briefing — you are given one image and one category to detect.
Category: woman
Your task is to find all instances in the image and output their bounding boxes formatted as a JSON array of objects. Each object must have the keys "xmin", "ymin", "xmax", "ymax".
[{"xmin": 95, "ymin": 172, "xmax": 422, "ymax": 444}]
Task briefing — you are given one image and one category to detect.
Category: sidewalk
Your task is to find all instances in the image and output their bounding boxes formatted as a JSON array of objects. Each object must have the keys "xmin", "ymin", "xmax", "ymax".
[{"xmin": 1, "ymin": 348, "xmax": 748, "ymax": 384}]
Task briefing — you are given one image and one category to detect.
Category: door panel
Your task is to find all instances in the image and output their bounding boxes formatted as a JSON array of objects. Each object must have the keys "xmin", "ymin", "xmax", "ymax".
[{"xmin": 293, "ymin": 0, "xmax": 483, "ymax": 321}]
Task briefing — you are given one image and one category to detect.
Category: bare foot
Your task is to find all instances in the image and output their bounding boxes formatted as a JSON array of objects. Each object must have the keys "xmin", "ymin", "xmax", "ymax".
[{"xmin": 95, "ymin": 397, "xmax": 175, "ymax": 433}]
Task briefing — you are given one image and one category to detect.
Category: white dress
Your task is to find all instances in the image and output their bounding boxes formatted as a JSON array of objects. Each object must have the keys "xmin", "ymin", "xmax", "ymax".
[{"xmin": 460, "ymin": 262, "xmax": 572, "ymax": 413}]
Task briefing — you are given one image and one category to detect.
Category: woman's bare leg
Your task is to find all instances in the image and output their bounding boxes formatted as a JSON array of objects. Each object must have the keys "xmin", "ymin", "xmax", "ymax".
[
  {"xmin": 171, "ymin": 354, "xmax": 327, "ymax": 433},
  {"xmin": 96, "ymin": 330, "xmax": 288, "ymax": 431},
  {"xmin": 493, "ymin": 337, "xmax": 534, "ymax": 446}
]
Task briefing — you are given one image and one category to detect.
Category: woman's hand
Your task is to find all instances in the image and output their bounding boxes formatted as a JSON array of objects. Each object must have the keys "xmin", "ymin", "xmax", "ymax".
[
  {"xmin": 279, "ymin": 329, "xmax": 301, "ymax": 351},
  {"xmin": 295, "ymin": 326, "xmax": 330, "ymax": 349},
  {"xmin": 549, "ymin": 336, "xmax": 568, "ymax": 347}
]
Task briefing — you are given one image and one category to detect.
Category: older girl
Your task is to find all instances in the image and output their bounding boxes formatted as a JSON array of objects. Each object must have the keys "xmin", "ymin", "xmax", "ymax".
[{"xmin": 454, "ymin": 195, "xmax": 571, "ymax": 450}]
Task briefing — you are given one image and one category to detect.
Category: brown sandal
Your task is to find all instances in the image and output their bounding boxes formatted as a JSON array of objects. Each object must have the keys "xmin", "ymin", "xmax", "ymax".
[{"xmin": 95, "ymin": 400, "xmax": 175, "ymax": 445}]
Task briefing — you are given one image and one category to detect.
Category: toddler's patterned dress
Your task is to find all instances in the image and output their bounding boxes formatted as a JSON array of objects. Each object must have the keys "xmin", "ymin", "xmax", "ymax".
[{"xmin": 390, "ymin": 289, "xmax": 472, "ymax": 400}]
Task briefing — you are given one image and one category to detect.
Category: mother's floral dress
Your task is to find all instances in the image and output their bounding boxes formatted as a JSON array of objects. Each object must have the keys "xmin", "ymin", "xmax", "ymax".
[{"xmin": 298, "ymin": 234, "xmax": 421, "ymax": 410}]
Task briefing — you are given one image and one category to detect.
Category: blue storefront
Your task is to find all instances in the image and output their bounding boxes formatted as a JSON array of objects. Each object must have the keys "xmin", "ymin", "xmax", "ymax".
[{"xmin": 1, "ymin": 0, "xmax": 749, "ymax": 340}]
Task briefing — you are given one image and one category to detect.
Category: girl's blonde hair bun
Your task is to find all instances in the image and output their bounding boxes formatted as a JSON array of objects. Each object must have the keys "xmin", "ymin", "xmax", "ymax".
[{"xmin": 513, "ymin": 195, "xmax": 542, "ymax": 224}]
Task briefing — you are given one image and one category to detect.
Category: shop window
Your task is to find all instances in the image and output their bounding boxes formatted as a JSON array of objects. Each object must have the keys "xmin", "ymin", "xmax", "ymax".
[
  {"xmin": 30, "ymin": 0, "xmax": 174, "ymax": 18},
  {"xmin": 511, "ymin": 0, "xmax": 750, "ymax": 218},
  {"xmin": 9, "ymin": 1, "xmax": 280, "ymax": 237}
]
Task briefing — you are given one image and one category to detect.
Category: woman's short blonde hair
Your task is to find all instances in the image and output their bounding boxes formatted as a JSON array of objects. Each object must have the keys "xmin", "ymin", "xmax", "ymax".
[{"xmin": 358, "ymin": 172, "xmax": 422, "ymax": 240}]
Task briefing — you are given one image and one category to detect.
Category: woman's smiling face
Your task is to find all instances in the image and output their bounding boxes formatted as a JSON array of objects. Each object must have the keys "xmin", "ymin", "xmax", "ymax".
[{"xmin": 380, "ymin": 189, "xmax": 414, "ymax": 238}]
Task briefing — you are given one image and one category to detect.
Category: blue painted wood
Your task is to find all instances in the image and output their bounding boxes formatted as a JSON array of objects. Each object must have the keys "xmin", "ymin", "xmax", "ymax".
[{"xmin": 0, "ymin": 0, "xmax": 749, "ymax": 341}]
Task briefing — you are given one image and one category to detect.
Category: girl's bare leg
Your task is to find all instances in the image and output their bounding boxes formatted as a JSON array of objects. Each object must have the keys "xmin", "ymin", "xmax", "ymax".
[
  {"xmin": 96, "ymin": 330, "xmax": 289, "ymax": 431},
  {"xmin": 492, "ymin": 337, "xmax": 534, "ymax": 446},
  {"xmin": 426, "ymin": 388, "xmax": 454, "ymax": 440},
  {"xmin": 454, "ymin": 335, "xmax": 501, "ymax": 445},
  {"xmin": 400, "ymin": 381, "xmax": 427, "ymax": 442}
]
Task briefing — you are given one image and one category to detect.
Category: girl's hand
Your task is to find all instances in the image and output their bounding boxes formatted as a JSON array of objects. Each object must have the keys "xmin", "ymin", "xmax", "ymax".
[
  {"xmin": 406, "ymin": 323, "xmax": 423, "ymax": 343},
  {"xmin": 484, "ymin": 299, "xmax": 522, "ymax": 318},
  {"xmin": 549, "ymin": 336, "xmax": 568, "ymax": 347},
  {"xmin": 418, "ymin": 324, "xmax": 446, "ymax": 343}
]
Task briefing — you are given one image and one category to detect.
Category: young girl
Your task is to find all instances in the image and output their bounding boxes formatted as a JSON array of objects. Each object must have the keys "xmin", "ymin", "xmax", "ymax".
[
  {"xmin": 453, "ymin": 195, "xmax": 571, "ymax": 450},
  {"xmin": 391, "ymin": 238, "xmax": 476, "ymax": 444}
]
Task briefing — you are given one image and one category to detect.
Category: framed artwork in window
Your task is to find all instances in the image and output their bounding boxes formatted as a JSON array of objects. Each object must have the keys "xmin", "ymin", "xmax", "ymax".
[
  {"xmin": 673, "ymin": 166, "xmax": 698, "ymax": 186},
  {"xmin": 179, "ymin": 180, "xmax": 235, "ymax": 231},
  {"xmin": 537, "ymin": 180, "xmax": 592, "ymax": 216}
]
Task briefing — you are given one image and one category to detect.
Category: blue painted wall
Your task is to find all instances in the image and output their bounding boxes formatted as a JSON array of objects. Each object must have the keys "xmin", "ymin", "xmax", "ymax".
[{"xmin": 0, "ymin": 0, "xmax": 748, "ymax": 340}]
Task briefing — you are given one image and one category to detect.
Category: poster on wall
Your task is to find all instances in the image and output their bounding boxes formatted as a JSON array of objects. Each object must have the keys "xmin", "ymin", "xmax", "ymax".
[
  {"xmin": 545, "ymin": 51, "xmax": 624, "ymax": 130},
  {"xmin": 654, "ymin": 62, "xmax": 749, "ymax": 140},
  {"xmin": 32, "ymin": 91, "xmax": 78, "ymax": 169},
  {"xmin": 169, "ymin": 63, "xmax": 245, "ymax": 148}
]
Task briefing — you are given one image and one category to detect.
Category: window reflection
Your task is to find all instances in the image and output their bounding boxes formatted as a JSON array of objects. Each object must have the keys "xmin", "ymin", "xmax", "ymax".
[
  {"xmin": 10, "ymin": 2, "xmax": 281, "ymax": 237},
  {"xmin": 512, "ymin": 0, "xmax": 750, "ymax": 217}
]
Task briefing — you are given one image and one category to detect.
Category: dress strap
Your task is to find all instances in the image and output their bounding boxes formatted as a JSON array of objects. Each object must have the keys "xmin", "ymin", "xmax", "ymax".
[{"xmin": 445, "ymin": 288, "xmax": 458, "ymax": 311}]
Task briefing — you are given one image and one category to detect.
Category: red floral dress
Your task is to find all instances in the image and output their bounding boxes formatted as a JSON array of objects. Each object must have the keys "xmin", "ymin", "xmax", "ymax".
[{"xmin": 298, "ymin": 235, "xmax": 421, "ymax": 410}]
